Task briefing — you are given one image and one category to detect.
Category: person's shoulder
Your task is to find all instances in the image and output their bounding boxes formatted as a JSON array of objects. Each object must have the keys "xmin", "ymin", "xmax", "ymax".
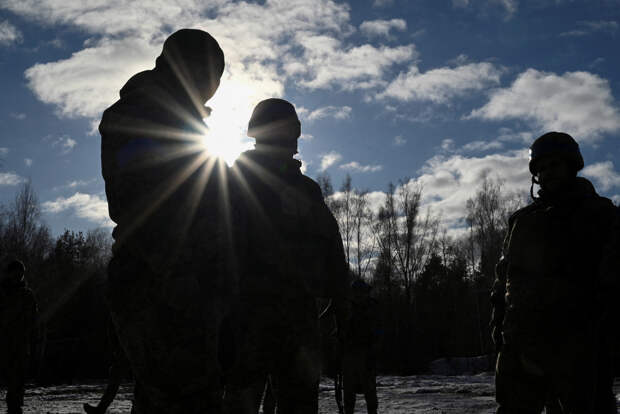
[
  {"xmin": 508, "ymin": 201, "xmax": 540, "ymax": 225},
  {"xmin": 299, "ymin": 175, "xmax": 323, "ymax": 199}
]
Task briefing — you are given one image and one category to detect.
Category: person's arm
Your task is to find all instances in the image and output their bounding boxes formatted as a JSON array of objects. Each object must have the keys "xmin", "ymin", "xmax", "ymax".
[{"xmin": 490, "ymin": 216, "xmax": 514, "ymax": 352}]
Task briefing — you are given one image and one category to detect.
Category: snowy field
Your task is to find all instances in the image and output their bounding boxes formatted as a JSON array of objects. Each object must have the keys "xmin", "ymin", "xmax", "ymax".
[{"xmin": 1, "ymin": 375, "xmax": 618, "ymax": 413}]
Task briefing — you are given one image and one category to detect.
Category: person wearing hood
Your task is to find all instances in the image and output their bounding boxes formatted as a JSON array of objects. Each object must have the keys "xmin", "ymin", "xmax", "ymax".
[
  {"xmin": 490, "ymin": 132, "xmax": 619, "ymax": 413},
  {"xmin": 99, "ymin": 29, "xmax": 234, "ymax": 413},
  {"xmin": 224, "ymin": 99, "xmax": 350, "ymax": 413},
  {"xmin": 0, "ymin": 259, "xmax": 38, "ymax": 414}
]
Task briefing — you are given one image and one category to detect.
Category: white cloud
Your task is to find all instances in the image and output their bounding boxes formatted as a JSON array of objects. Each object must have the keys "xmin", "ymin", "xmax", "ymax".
[
  {"xmin": 440, "ymin": 137, "xmax": 504, "ymax": 154},
  {"xmin": 393, "ymin": 135, "xmax": 406, "ymax": 146},
  {"xmin": 582, "ymin": 161, "xmax": 620, "ymax": 192},
  {"xmin": 287, "ymin": 34, "xmax": 415, "ymax": 90},
  {"xmin": 340, "ymin": 161, "xmax": 383, "ymax": 173},
  {"xmin": 300, "ymin": 133, "xmax": 314, "ymax": 141},
  {"xmin": 10, "ymin": 112, "xmax": 26, "ymax": 120},
  {"xmin": 410, "ymin": 149, "xmax": 531, "ymax": 227},
  {"xmin": 319, "ymin": 151, "xmax": 342, "ymax": 171},
  {"xmin": 461, "ymin": 140, "xmax": 504, "ymax": 152},
  {"xmin": 560, "ymin": 20, "xmax": 619, "ymax": 37},
  {"xmin": 380, "ymin": 62, "xmax": 502, "ymax": 103},
  {"xmin": 360, "ymin": 18, "xmax": 407, "ymax": 38},
  {"xmin": 452, "ymin": 0, "xmax": 517, "ymax": 19},
  {"xmin": 11, "ymin": 0, "xmax": 415, "ymax": 125},
  {"xmin": 469, "ymin": 69, "xmax": 620, "ymax": 142},
  {"xmin": 51, "ymin": 135, "xmax": 77, "ymax": 154},
  {"xmin": 372, "ymin": 0, "xmax": 394, "ymax": 7},
  {"xmin": 42, "ymin": 192, "xmax": 113, "ymax": 227},
  {"xmin": 305, "ymin": 105, "xmax": 352, "ymax": 121},
  {"xmin": 24, "ymin": 158, "xmax": 33, "ymax": 167},
  {"xmin": 441, "ymin": 139, "xmax": 455, "ymax": 151},
  {"xmin": 53, "ymin": 178, "xmax": 96, "ymax": 191},
  {"xmin": 25, "ymin": 36, "xmax": 159, "ymax": 119},
  {"xmin": 0, "ymin": 20, "xmax": 22, "ymax": 46},
  {"xmin": 0, "ymin": 147, "xmax": 8, "ymax": 156},
  {"xmin": 0, "ymin": 172, "xmax": 25, "ymax": 186}
]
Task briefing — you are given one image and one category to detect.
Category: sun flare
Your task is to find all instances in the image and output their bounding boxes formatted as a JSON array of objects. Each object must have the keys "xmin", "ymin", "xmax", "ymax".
[{"xmin": 200, "ymin": 75, "xmax": 261, "ymax": 166}]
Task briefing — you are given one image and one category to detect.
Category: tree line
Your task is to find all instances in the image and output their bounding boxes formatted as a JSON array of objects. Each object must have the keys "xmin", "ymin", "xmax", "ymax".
[
  {"xmin": 317, "ymin": 172, "xmax": 526, "ymax": 373},
  {"xmin": 1, "ymin": 174, "xmax": 526, "ymax": 381}
]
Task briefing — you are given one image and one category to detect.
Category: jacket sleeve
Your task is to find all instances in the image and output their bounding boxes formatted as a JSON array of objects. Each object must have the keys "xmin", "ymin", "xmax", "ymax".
[
  {"xmin": 490, "ymin": 213, "xmax": 515, "ymax": 349},
  {"xmin": 598, "ymin": 205, "xmax": 620, "ymax": 322}
]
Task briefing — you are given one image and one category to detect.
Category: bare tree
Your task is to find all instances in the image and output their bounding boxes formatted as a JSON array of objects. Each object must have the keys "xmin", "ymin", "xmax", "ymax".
[
  {"xmin": 378, "ymin": 179, "xmax": 439, "ymax": 305},
  {"xmin": 351, "ymin": 189, "xmax": 376, "ymax": 279},
  {"xmin": 2, "ymin": 181, "xmax": 52, "ymax": 261}
]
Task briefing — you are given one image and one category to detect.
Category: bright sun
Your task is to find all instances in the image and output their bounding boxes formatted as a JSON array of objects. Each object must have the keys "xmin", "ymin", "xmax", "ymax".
[{"xmin": 200, "ymin": 75, "xmax": 258, "ymax": 166}]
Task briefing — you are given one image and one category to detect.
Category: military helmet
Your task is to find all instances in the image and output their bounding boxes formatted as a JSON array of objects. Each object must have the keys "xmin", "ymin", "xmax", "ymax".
[
  {"xmin": 528, "ymin": 132, "xmax": 584, "ymax": 175},
  {"xmin": 248, "ymin": 98, "xmax": 301, "ymax": 142}
]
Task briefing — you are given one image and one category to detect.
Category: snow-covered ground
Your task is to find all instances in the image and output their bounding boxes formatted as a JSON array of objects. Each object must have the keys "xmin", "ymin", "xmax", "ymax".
[{"xmin": 1, "ymin": 375, "xmax": 618, "ymax": 413}]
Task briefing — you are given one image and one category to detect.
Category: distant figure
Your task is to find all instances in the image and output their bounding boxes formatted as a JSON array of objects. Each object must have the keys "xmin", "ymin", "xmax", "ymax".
[
  {"xmin": 341, "ymin": 279, "xmax": 379, "ymax": 414},
  {"xmin": 224, "ymin": 98, "xmax": 350, "ymax": 413},
  {"xmin": 490, "ymin": 132, "xmax": 619, "ymax": 413},
  {"xmin": 0, "ymin": 259, "xmax": 38, "ymax": 414},
  {"xmin": 100, "ymin": 29, "xmax": 233, "ymax": 413}
]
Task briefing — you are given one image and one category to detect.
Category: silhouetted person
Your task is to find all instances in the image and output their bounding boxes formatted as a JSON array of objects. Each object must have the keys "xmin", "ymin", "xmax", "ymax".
[
  {"xmin": 0, "ymin": 259, "xmax": 38, "ymax": 414},
  {"xmin": 490, "ymin": 132, "xmax": 619, "ymax": 413},
  {"xmin": 341, "ymin": 280, "xmax": 379, "ymax": 414},
  {"xmin": 224, "ymin": 98, "xmax": 350, "ymax": 413},
  {"xmin": 100, "ymin": 29, "xmax": 233, "ymax": 413}
]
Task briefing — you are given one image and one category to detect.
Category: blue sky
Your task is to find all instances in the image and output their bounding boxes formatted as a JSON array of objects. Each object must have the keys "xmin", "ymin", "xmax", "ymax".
[{"xmin": 1, "ymin": 0, "xmax": 619, "ymax": 237}]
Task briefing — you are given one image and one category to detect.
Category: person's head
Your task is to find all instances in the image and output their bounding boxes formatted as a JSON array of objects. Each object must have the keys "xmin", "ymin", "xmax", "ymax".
[
  {"xmin": 155, "ymin": 29, "xmax": 225, "ymax": 103},
  {"xmin": 2, "ymin": 259, "xmax": 25, "ymax": 286},
  {"xmin": 248, "ymin": 98, "xmax": 301, "ymax": 157},
  {"xmin": 529, "ymin": 132, "xmax": 583, "ymax": 195}
]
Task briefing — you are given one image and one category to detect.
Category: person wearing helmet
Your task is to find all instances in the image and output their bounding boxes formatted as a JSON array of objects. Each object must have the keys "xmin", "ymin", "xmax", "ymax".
[
  {"xmin": 0, "ymin": 260, "xmax": 38, "ymax": 414},
  {"xmin": 490, "ymin": 132, "xmax": 619, "ymax": 413},
  {"xmin": 224, "ymin": 98, "xmax": 350, "ymax": 413},
  {"xmin": 100, "ymin": 29, "xmax": 234, "ymax": 413}
]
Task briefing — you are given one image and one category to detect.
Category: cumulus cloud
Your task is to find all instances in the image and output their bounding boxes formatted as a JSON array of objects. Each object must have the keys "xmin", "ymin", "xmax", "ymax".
[
  {"xmin": 582, "ymin": 161, "xmax": 620, "ymax": 192},
  {"xmin": 319, "ymin": 151, "xmax": 342, "ymax": 171},
  {"xmin": 305, "ymin": 105, "xmax": 352, "ymax": 121},
  {"xmin": 360, "ymin": 18, "xmax": 406, "ymax": 38},
  {"xmin": 24, "ymin": 158, "xmax": 33, "ymax": 167},
  {"xmin": 469, "ymin": 69, "xmax": 620, "ymax": 142},
  {"xmin": 287, "ymin": 34, "xmax": 415, "ymax": 90},
  {"xmin": 9, "ymin": 0, "xmax": 415, "ymax": 127},
  {"xmin": 410, "ymin": 149, "xmax": 531, "ymax": 227},
  {"xmin": 0, "ymin": 172, "xmax": 25, "ymax": 186},
  {"xmin": 340, "ymin": 161, "xmax": 383, "ymax": 173},
  {"xmin": 42, "ymin": 192, "xmax": 113, "ymax": 226},
  {"xmin": 380, "ymin": 62, "xmax": 502, "ymax": 103},
  {"xmin": 0, "ymin": 20, "xmax": 22, "ymax": 46},
  {"xmin": 0, "ymin": 147, "xmax": 8, "ymax": 156}
]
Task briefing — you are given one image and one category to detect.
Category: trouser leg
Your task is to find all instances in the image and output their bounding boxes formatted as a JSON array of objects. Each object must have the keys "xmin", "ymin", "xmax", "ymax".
[{"xmin": 495, "ymin": 349, "xmax": 547, "ymax": 414}]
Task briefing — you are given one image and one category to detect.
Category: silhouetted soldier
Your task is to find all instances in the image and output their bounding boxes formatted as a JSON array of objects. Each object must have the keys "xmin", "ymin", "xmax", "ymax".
[
  {"xmin": 341, "ymin": 279, "xmax": 379, "ymax": 414},
  {"xmin": 100, "ymin": 29, "xmax": 232, "ymax": 413},
  {"xmin": 224, "ymin": 98, "xmax": 349, "ymax": 413},
  {"xmin": 0, "ymin": 259, "xmax": 38, "ymax": 414},
  {"xmin": 491, "ymin": 132, "xmax": 619, "ymax": 413}
]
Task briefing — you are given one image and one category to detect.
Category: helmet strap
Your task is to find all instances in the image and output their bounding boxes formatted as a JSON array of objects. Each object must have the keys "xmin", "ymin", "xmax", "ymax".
[{"xmin": 530, "ymin": 175, "xmax": 540, "ymax": 201}]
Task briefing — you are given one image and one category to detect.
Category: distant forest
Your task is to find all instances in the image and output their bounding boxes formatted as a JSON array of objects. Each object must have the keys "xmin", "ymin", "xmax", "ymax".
[{"xmin": 1, "ymin": 175, "xmax": 616, "ymax": 383}]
